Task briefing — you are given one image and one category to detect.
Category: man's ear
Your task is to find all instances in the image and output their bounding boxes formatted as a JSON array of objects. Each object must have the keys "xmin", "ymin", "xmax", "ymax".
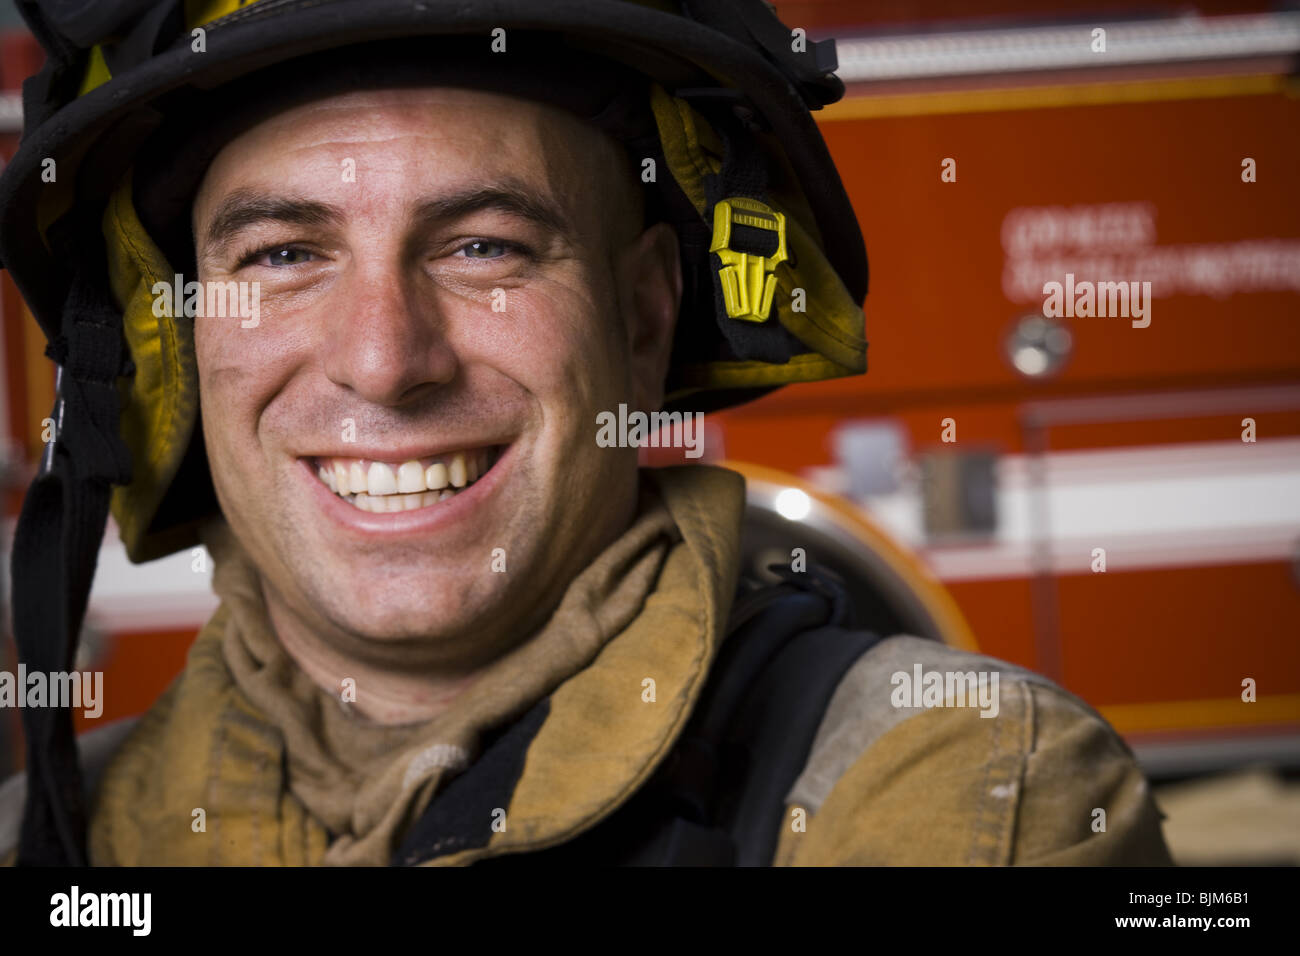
[{"xmin": 617, "ymin": 220, "xmax": 682, "ymax": 412}]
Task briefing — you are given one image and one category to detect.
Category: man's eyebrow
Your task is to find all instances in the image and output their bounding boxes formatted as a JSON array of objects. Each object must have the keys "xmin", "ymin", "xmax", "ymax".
[
  {"xmin": 199, "ymin": 183, "xmax": 572, "ymax": 256},
  {"xmin": 200, "ymin": 190, "xmax": 341, "ymax": 254},
  {"xmin": 412, "ymin": 183, "xmax": 572, "ymax": 237}
]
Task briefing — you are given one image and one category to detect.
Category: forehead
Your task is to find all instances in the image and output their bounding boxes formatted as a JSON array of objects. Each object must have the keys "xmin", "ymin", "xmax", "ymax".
[{"xmin": 197, "ymin": 85, "xmax": 619, "ymax": 211}]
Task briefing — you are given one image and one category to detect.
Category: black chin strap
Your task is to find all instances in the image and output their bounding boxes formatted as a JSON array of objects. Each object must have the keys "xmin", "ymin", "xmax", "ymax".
[{"xmin": 11, "ymin": 217, "xmax": 133, "ymax": 866}]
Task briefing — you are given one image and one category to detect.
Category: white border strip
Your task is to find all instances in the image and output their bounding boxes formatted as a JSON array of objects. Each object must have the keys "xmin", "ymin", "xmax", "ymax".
[
  {"xmin": 840, "ymin": 438, "xmax": 1300, "ymax": 581},
  {"xmin": 834, "ymin": 13, "xmax": 1300, "ymax": 82},
  {"xmin": 0, "ymin": 91, "xmax": 19, "ymax": 135},
  {"xmin": 83, "ymin": 535, "xmax": 217, "ymax": 631}
]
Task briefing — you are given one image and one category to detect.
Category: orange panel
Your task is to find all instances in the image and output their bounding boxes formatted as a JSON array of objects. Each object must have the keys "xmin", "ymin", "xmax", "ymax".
[
  {"xmin": 1055, "ymin": 561, "xmax": 1300, "ymax": 709},
  {"xmin": 942, "ymin": 577, "xmax": 1039, "ymax": 667},
  {"xmin": 762, "ymin": 88, "xmax": 1300, "ymax": 411},
  {"xmin": 70, "ymin": 629, "xmax": 200, "ymax": 733}
]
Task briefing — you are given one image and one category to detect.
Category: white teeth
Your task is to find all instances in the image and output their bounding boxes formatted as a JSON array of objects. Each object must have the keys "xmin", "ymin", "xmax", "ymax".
[
  {"xmin": 425, "ymin": 462, "xmax": 448, "ymax": 490},
  {"xmin": 349, "ymin": 462, "xmax": 367, "ymax": 494},
  {"xmin": 315, "ymin": 447, "xmax": 497, "ymax": 509},
  {"xmin": 368, "ymin": 461, "xmax": 397, "ymax": 496},
  {"xmin": 397, "ymin": 460, "xmax": 425, "ymax": 493},
  {"xmin": 356, "ymin": 489, "xmax": 443, "ymax": 512}
]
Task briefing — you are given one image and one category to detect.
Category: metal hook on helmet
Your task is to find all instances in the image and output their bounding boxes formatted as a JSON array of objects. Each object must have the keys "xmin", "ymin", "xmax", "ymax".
[{"xmin": 39, "ymin": 362, "xmax": 65, "ymax": 476}]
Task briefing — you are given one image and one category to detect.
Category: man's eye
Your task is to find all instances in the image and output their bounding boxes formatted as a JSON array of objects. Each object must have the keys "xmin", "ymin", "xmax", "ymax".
[
  {"xmin": 460, "ymin": 240, "xmax": 509, "ymax": 260},
  {"xmin": 238, "ymin": 245, "xmax": 315, "ymax": 268},
  {"xmin": 263, "ymin": 247, "xmax": 314, "ymax": 266}
]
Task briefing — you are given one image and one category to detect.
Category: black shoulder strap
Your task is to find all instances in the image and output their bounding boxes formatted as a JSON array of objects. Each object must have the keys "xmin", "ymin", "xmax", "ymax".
[
  {"xmin": 478, "ymin": 564, "xmax": 887, "ymax": 867},
  {"xmin": 633, "ymin": 565, "xmax": 883, "ymax": 865},
  {"xmin": 11, "ymin": 215, "xmax": 134, "ymax": 867}
]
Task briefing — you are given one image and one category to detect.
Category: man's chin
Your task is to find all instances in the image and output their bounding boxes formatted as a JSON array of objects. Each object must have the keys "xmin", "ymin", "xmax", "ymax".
[{"xmin": 305, "ymin": 575, "xmax": 514, "ymax": 654}]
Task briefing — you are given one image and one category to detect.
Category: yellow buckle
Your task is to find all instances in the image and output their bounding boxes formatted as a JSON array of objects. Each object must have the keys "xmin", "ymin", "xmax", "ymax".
[{"xmin": 709, "ymin": 197, "xmax": 788, "ymax": 323}]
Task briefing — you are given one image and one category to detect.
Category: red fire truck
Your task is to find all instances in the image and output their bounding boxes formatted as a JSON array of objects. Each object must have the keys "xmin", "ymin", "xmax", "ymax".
[{"xmin": 2, "ymin": 2, "xmax": 1297, "ymax": 788}]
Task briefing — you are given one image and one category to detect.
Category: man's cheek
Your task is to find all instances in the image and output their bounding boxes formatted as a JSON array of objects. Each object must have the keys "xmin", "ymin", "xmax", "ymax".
[
  {"xmin": 200, "ymin": 429, "xmax": 248, "ymax": 529},
  {"xmin": 529, "ymin": 301, "xmax": 625, "ymax": 398},
  {"xmin": 197, "ymin": 314, "xmax": 306, "ymax": 414},
  {"xmin": 194, "ymin": 317, "xmax": 257, "ymax": 380},
  {"xmin": 489, "ymin": 317, "xmax": 609, "ymax": 416},
  {"xmin": 497, "ymin": 277, "xmax": 603, "ymax": 344}
]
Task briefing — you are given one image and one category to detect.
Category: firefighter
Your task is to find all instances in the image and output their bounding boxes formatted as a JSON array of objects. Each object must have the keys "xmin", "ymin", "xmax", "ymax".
[{"xmin": 0, "ymin": 0, "xmax": 1171, "ymax": 866}]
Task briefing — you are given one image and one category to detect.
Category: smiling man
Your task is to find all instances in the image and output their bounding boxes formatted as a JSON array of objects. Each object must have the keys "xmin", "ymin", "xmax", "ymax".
[
  {"xmin": 81, "ymin": 47, "xmax": 727, "ymax": 866},
  {"xmin": 1, "ymin": 1, "xmax": 1172, "ymax": 869}
]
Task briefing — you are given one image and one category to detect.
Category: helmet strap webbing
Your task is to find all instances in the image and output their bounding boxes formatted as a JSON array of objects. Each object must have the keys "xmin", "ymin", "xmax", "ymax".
[
  {"xmin": 687, "ymin": 96, "xmax": 806, "ymax": 365},
  {"xmin": 11, "ymin": 214, "xmax": 134, "ymax": 865}
]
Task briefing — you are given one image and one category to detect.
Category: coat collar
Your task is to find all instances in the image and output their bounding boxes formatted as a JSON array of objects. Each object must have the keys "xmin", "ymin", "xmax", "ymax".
[{"xmin": 415, "ymin": 465, "xmax": 745, "ymax": 865}]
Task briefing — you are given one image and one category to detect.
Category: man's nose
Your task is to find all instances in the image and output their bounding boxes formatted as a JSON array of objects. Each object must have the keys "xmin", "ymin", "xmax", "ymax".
[{"xmin": 320, "ymin": 256, "xmax": 458, "ymax": 406}]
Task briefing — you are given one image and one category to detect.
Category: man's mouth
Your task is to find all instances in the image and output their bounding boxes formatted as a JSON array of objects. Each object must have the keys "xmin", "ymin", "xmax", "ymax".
[{"xmin": 308, "ymin": 446, "xmax": 503, "ymax": 513}]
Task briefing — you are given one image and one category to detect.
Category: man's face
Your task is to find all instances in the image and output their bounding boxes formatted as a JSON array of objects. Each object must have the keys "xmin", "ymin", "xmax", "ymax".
[{"xmin": 192, "ymin": 86, "xmax": 680, "ymax": 668}]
